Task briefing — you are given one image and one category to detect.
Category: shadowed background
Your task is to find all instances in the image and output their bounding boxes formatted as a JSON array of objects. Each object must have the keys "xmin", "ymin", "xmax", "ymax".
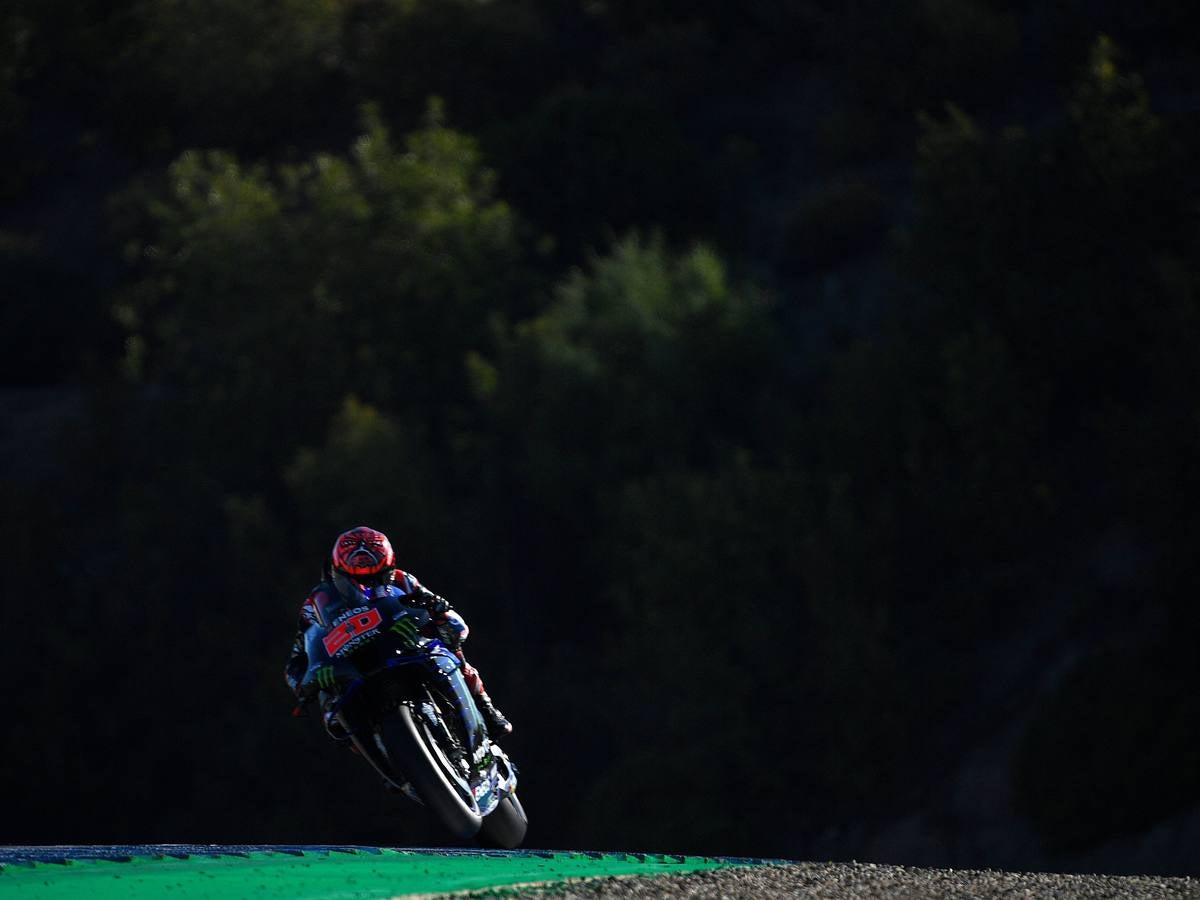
[{"xmin": 3, "ymin": 0, "xmax": 1200, "ymax": 875}]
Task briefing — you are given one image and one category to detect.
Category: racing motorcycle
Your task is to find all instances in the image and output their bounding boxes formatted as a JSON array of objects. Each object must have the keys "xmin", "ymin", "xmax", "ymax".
[{"xmin": 298, "ymin": 585, "xmax": 527, "ymax": 847}]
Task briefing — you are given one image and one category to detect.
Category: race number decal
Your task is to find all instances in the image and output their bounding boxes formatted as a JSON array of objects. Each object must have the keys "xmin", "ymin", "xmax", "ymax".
[{"xmin": 322, "ymin": 608, "xmax": 383, "ymax": 656}]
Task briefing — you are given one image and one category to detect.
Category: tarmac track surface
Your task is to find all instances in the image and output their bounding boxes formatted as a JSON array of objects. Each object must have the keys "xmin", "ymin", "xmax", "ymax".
[{"xmin": 2, "ymin": 847, "xmax": 1197, "ymax": 898}]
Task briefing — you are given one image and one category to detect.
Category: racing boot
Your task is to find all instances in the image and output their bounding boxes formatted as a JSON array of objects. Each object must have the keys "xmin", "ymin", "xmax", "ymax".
[
  {"xmin": 457, "ymin": 652, "xmax": 513, "ymax": 736},
  {"xmin": 323, "ymin": 707, "xmax": 359, "ymax": 753},
  {"xmin": 474, "ymin": 689, "xmax": 512, "ymax": 737},
  {"xmin": 323, "ymin": 708, "xmax": 351, "ymax": 743}
]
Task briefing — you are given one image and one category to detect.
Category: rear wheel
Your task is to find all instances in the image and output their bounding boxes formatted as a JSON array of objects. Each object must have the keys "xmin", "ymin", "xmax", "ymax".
[
  {"xmin": 379, "ymin": 704, "xmax": 482, "ymax": 840},
  {"xmin": 478, "ymin": 792, "xmax": 528, "ymax": 849}
]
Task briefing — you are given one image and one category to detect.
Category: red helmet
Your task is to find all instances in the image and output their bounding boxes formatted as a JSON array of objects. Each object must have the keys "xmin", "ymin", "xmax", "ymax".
[{"xmin": 331, "ymin": 526, "xmax": 396, "ymax": 591}]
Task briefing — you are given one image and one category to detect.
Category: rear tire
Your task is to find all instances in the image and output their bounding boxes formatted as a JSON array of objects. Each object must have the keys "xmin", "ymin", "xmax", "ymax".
[
  {"xmin": 478, "ymin": 792, "xmax": 528, "ymax": 849},
  {"xmin": 380, "ymin": 704, "xmax": 482, "ymax": 840}
]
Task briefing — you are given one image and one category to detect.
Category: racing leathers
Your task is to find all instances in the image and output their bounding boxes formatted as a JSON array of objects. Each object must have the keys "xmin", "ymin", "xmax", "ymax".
[{"xmin": 284, "ymin": 569, "xmax": 512, "ymax": 736}]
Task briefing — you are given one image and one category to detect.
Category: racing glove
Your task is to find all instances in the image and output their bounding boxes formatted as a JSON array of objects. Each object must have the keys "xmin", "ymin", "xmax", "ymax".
[{"xmin": 434, "ymin": 609, "xmax": 469, "ymax": 650}]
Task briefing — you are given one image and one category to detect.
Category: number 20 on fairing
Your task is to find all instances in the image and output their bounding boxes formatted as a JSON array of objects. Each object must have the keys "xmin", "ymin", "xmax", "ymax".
[{"xmin": 322, "ymin": 609, "xmax": 383, "ymax": 656}]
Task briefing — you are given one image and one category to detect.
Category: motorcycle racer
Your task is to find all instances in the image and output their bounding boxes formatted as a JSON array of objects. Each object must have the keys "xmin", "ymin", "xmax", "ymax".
[{"xmin": 285, "ymin": 525, "xmax": 512, "ymax": 737}]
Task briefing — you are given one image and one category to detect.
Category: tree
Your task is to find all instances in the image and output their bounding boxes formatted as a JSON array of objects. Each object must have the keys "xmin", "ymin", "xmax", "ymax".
[{"xmin": 118, "ymin": 102, "xmax": 530, "ymax": 488}]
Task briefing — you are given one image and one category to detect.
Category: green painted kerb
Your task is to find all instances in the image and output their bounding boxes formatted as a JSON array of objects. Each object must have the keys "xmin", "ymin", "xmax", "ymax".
[{"xmin": 0, "ymin": 849, "xmax": 749, "ymax": 899}]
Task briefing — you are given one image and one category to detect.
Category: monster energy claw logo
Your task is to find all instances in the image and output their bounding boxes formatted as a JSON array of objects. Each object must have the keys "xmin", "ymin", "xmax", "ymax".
[
  {"xmin": 390, "ymin": 616, "xmax": 420, "ymax": 646},
  {"xmin": 315, "ymin": 665, "xmax": 337, "ymax": 689}
]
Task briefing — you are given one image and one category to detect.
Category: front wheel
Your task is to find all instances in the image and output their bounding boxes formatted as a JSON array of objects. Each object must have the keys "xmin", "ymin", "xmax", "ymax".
[
  {"xmin": 478, "ymin": 792, "xmax": 528, "ymax": 849},
  {"xmin": 379, "ymin": 704, "xmax": 482, "ymax": 840}
]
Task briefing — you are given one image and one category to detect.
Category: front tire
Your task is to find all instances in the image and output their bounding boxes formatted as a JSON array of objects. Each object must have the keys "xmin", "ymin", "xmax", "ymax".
[
  {"xmin": 478, "ymin": 792, "xmax": 528, "ymax": 849},
  {"xmin": 380, "ymin": 704, "xmax": 482, "ymax": 840}
]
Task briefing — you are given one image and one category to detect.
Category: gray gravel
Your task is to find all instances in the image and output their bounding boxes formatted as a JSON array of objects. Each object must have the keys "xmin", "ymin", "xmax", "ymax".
[{"xmin": 477, "ymin": 862, "xmax": 1200, "ymax": 899}]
